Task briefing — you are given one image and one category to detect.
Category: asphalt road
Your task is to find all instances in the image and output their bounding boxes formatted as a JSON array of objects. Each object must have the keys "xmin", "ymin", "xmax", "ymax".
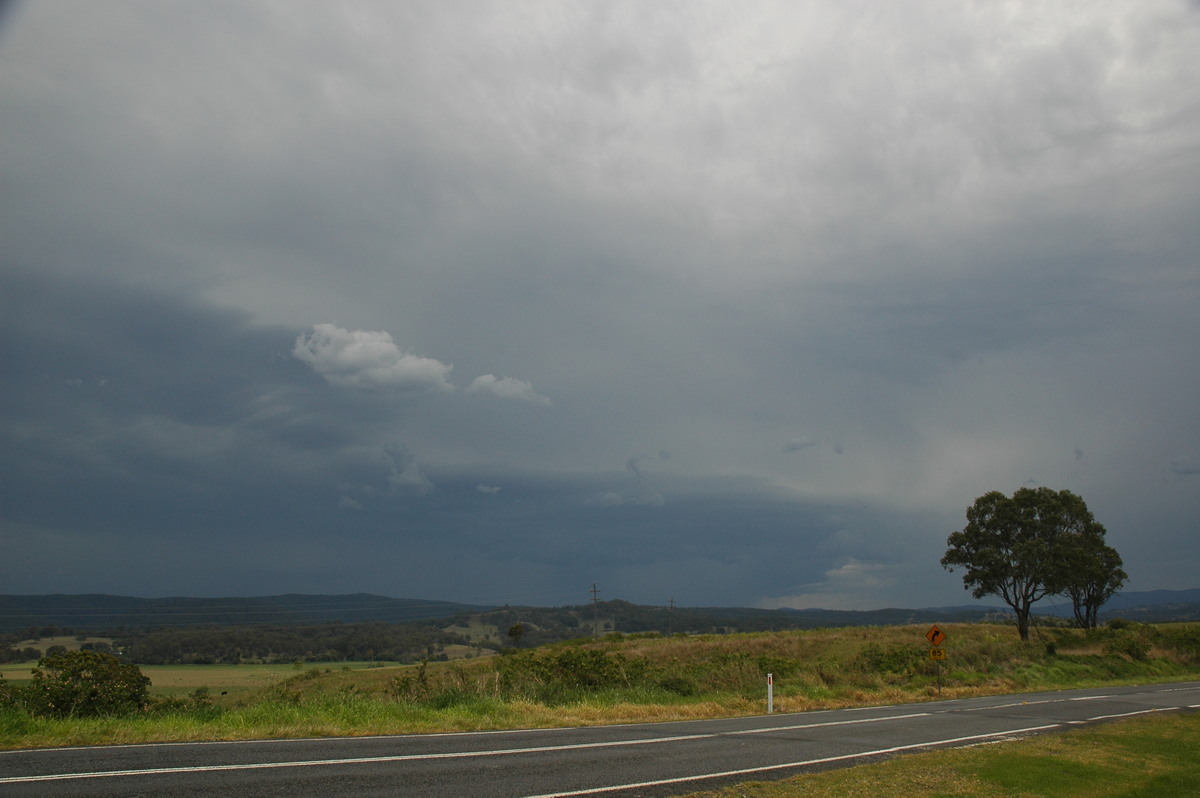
[{"xmin": 3, "ymin": 682, "xmax": 1198, "ymax": 797}]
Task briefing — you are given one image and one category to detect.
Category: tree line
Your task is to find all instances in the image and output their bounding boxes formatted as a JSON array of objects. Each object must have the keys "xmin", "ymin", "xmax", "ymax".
[
  {"xmin": 114, "ymin": 621, "xmax": 477, "ymax": 664},
  {"xmin": 1, "ymin": 622, "xmax": 483, "ymax": 666}
]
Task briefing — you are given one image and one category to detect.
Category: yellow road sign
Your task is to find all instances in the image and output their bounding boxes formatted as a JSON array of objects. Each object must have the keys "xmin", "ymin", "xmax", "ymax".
[
  {"xmin": 926, "ymin": 625, "xmax": 947, "ymax": 646},
  {"xmin": 930, "ymin": 648, "xmax": 946, "ymax": 660}
]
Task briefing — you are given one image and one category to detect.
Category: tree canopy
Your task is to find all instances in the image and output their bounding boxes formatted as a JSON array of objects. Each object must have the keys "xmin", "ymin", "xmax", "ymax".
[
  {"xmin": 24, "ymin": 650, "xmax": 150, "ymax": 717},
  {"xmin": 941, "ymin": 487, "xmax": 1125, "ymax": 640}
]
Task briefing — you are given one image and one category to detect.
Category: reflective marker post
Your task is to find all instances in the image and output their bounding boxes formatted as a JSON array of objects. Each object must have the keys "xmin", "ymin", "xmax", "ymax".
[{"xmin": 767, "ymin": 673, "xmax": 774, "ymax": 714}]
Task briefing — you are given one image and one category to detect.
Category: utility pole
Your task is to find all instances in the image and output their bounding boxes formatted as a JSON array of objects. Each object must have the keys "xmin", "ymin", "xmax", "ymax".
[
  {"xmin": 591, "ymin": 583, "xmax": 601, "ymax": 639},
  {"xmin": 667, "ymin": 597, "xmax": 675, "ymax": 636}
]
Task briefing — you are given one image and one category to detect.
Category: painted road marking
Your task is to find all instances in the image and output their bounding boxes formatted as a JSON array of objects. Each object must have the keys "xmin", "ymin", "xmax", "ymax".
[
  {"xmin": 5, "ymin": 690, "xmax": 1197, "ymax": 787},
  {"xmin": 522, "ymin": 724, "xmax": 1063, "ymax": 798},
  {"xmin": 0, "ymin": 712, "xmax": 927, "ymax": 785}
]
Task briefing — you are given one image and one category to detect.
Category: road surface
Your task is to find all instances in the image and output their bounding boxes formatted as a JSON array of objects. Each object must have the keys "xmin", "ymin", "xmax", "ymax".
[{"xmin": 3, "ymin": 681, "xmax": 1198, "ymax": 797}]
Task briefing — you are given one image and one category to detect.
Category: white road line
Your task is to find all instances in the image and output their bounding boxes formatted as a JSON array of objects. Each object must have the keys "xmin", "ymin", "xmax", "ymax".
[
  {"xmin": 1, "ymin": 736, "xmax": 710, "ymax": 785},
  {"xmin": 0, "ymin": 724, "xmax": 573, "ymax": 755},
  {"xmin": 0, "ymin": 712, "xmax": 923, "ymax": 785},
  {"xmin": 728, "ymin": 712, "xmax": 929, "ymax": 736},
  {"xmin": 8, "ymin": 688, "xmax": 1196, "ymax": 787},
  {"xmin": 1085, "ymin": 707, "xmax": 1174, "ymax": 722},
  {"xmin": 520, "ymin": 724, "xmax": 1063, "ymax": 798}
]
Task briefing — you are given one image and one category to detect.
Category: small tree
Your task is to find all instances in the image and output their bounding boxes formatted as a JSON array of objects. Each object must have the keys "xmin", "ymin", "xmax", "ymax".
[
  {"xmin": 24, "ymin": 650, "xmax": 150, "ymax": 717},
  {"xmin": 941, "ymin": 487, "xmax": 1117, "ymax": 640},
  {"xmin": 507, "ymin": 623, "xmax": 525, "ymax": 648},
  {"xmin": 1060, "ymin": 537, "xmax": 1127, "ymax": 630}
]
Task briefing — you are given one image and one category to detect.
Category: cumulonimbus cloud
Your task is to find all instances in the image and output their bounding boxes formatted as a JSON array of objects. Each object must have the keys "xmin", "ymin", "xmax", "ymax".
[
  {"xmin": 294, "ymin": 323, "xmax": 453, "ymax": 392},
  {"xmin": 467, "ymin": 374, "xmax": 551, "ymax": 405}
]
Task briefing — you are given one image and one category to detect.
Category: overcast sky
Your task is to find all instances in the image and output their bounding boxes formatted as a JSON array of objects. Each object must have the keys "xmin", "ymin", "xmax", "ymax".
[{"xmin": 2, "ymin": 1, "xmax": 1198, "ymax": 611}]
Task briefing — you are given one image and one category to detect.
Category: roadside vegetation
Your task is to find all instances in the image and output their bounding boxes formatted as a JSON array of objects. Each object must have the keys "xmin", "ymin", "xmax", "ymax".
[{"xmin": 2, "ymin": 620, "xmax": 1198, "ymax": 750}]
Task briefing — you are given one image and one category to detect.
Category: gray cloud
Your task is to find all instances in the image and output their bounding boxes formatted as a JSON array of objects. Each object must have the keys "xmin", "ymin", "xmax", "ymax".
[
  {"xmin": 2, "ymin": 1, "xmax": 1198, "ymax": 608},
  {"xmin": 1170, "ymin": 457, "xmax": 1199, "ymax": 477},
  {"xmin": 467, "ymin": 374, "xmax": 552, "ymax": 406}
]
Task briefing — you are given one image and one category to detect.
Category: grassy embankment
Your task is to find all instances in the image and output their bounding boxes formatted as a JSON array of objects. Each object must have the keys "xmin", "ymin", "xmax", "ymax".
[
  {"xmin": 2, "ymin": 621, "xmax": 1197, "ymax": 751},
  {"xmin": 680, "ymin": 711, "xmax": 1200, "ymax": 797}
]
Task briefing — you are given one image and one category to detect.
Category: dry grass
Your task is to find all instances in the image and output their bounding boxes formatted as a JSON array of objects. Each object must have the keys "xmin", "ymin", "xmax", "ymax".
[{"xmin": 4, "ymin": 621, "xmax": 1197, "ymax": 751}]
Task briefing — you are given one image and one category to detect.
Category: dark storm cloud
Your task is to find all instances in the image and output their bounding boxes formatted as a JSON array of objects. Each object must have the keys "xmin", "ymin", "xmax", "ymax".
[
  {"xmin": 2, "ymin": 1, "xmax": 1198, "ymax": 608},
  {"xmin": 0, "ymin": 268, "xmax": 888, "ymax": 604}
]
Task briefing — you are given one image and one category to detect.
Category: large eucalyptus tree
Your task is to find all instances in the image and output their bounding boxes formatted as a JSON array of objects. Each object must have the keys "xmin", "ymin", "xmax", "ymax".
[{"xmin": 942, "ymin": 487, "xmax": 1124, "ymax": 640}]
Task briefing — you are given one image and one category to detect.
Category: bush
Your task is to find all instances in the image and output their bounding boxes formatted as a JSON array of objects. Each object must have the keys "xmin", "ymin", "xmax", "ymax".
[
  {"xmin": 493, "ymin": 647, "xmax": 650, "ymax": 703},
  {"xmin": 1157, "ymin": 626, "xmax": 1200, "ymax": 665},
  {"xmin": 855, "ymin": 643, "xmax": 924, "ymax": 675},
  {"xmin": 656, "ymin": 674, "xmax": 701, "ymax": 696},
  {"xmin": 22, "ymin": 650, "xmax": 150, "ymax": 718},
  {"xmin": 1102, "ymin": 630, "xmax": 1153, "ymax": 661}
]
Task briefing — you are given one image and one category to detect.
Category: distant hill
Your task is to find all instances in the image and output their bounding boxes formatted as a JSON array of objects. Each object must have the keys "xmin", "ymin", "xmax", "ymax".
[
  {"xmin": 933, "ymin": 589, "xmax": 1200, "ymax": 625},
  {"xmin": 1094, "ymin": 588, "xmax": 1200, "ymax": 623},
  {"xmin": 1102, "ymin": 588, "xmax": 1200, "ymax": 612},
  {"xmin": 0, "ymin": 593, "xmax": 489, "ymax": 633},
  {"xmin": 2, "ymin": 588, "xmax": 1197, "ymax": 636}
]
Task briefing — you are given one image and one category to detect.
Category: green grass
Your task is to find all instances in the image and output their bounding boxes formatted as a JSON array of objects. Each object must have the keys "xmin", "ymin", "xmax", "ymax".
[
  {"xmin": 679, "ymin": 711, "xmax": 1200, "ymax": 797},
  {"xmin": 2, "ymin": 622, "xmax": 1198, "ymax": 751},
  {"xmin": 1, "ymin": 661, "xmax": 397, "ymax": 699}
]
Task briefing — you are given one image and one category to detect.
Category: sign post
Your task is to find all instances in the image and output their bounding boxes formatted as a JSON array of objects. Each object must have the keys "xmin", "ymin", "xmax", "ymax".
[
  {"xmin": 767, "ymin": 673, "xmax": 774, "ymax": 714},
  {"xmin": 926, "ymin": 626, "xmax": 948, "ymax": 696}
]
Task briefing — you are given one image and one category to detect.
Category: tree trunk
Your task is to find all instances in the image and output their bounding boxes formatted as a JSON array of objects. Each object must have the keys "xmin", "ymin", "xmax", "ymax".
[{"xmin": 1015, "ymin": 606, "xmax": 1031, "ymax": 641}]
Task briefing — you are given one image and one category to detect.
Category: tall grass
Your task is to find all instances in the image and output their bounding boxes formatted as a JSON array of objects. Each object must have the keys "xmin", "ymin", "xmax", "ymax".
[{"xmin": 3, "ymin": 622, "xmax": 1198, "ymax": 750}]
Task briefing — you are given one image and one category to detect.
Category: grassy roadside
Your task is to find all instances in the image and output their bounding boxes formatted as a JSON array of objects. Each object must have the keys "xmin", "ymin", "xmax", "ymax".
[
  {"xmin": 2, "ymin": 622, "xmax": 1198, "ymax": 750},
  {"xmin": 679, "ymin": 711, "xmax": 1200, "ymax": 797}
]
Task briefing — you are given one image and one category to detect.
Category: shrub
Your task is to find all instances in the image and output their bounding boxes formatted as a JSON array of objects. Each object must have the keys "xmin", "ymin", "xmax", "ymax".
[
  {"xmin": 656, "ymin": 674, "xmax": 700, "ymax": 696},
  {"xmin": 1158, "ymin": 626, "xmax": 1200, "ymax": 665},
  {"xmin": 1103, "ymin": 631, "xmax": 1152, "ymax": 661},
  {"xmin": 855, "ymin": 643, "xmax": 923, "ymax": 675},
  {"xmin": 22, "ymin": 650, "xmax": 150, "ymax": 718},
  {"xmin": 493, "ymin": 646, "xmax": 650, "ymax": 703}
]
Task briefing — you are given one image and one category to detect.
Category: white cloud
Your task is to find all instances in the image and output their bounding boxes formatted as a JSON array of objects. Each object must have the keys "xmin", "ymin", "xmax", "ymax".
[
  {"xmin": 293, "ymin": 324, "xmax": 453, "ymax": 392},
  {"xmin": 586, "ymin": 492, "xmax": 626, "ymax": 508},
  {"xmin": 476, "ymin": 484, "xmax": 502, "ymax": 494},
  {"xmin": 467, "ymin": 374, "xmax": 551, "ymax": 405},
  {"xmin": 584, "ymin": 491, "xmax": 665, "ymax": 508},
  {"xmin": 761, "ymin": 559, "xmax": 902, "ymax": 611},
  {"xmin": 384, "ymin": 443, "xmax": 433, "ymax": 496}
]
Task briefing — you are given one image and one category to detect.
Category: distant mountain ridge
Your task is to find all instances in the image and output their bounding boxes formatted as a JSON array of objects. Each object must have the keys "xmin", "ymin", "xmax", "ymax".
[
  {"xmin": 1, "ymin": 588, "xmax": 1197, "ymax": 634},
  {"xmin": 0, "ymin": 593, "xmax": 488, "ymax": 632}
]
